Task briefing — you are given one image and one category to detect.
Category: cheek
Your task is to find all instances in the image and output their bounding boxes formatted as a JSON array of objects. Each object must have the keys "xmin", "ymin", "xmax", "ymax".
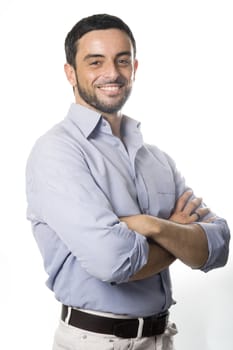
[
  {"xmin": 131, "ymin": 68, "xmax": 137, "ymax": 81},
  {"xmin": 127, "ymin": 73, "xmax": 135, "ymax": 85},
  {"xmin": 77, "ymin": 69, "xmax": 98, "ymax": 86},
  {"xmin": 123, "ymin": 68, "xmax": 135, "ymax": 83}
]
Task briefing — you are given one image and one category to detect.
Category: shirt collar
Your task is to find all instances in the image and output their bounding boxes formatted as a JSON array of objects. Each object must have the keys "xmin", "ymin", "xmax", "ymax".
[
  {"xmin": 65, "ymin": 103, "xmax": 141, "ymax": 140},
  {"xmin": 65, "ymin": 103, "xmax": 102, "ymax": 138},
  {"xmin": 121, "ymin": 115, "xmax": 141, "ymax": 136}
]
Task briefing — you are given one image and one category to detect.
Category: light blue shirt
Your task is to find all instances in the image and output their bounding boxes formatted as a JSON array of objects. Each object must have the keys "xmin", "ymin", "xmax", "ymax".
[{"xmin": 26, "ymin": 103, "xmax": 230, "ymax": 317}]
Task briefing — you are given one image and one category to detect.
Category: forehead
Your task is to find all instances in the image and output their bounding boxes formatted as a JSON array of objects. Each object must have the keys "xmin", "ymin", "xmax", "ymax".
[{"xmin": 76, "ymin": 28, "xmax": 133, "ymax": 58}]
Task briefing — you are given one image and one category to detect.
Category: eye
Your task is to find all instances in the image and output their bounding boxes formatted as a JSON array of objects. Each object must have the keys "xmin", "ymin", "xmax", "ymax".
[
  {"xmin": 117, "ymin": 58, "xmax": 131, "ymax": 66},
  {"xmin": 90, "ymin": 61, "xmax": 101, "ymax": 66}
]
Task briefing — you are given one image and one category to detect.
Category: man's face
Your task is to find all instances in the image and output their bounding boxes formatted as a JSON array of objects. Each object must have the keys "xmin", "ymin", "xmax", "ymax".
[{"xmin": 68, "ymin": 29, "xmax": 138, "ymax": 114}]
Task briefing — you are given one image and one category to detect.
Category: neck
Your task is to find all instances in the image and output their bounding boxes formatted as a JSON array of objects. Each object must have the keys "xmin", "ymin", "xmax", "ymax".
[
  {"xmin": 74, "ymin": 95, "xmax": 123, "ymax": 138},
  {"xmin": 102, "ymin": 112, "xmax": 123, "ymax": 138}
]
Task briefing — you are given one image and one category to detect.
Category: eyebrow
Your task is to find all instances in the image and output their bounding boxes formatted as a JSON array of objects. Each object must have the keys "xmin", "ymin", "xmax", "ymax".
[{"xmin": 83, "ymin": 51, "xmax": 132, "ymax": 61}]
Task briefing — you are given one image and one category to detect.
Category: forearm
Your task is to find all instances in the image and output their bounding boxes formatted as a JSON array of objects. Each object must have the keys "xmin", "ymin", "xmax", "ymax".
[
  {"xmin": 121, "ymin": 215, "xmax": 209, "ymax": 269},
  {"xmin": 150, "ymin": 217, "xmax": 209, "ymax": 268},
  {"xmin": 130, "ymin": 243, "xmax": 176, "ymax": 281}
]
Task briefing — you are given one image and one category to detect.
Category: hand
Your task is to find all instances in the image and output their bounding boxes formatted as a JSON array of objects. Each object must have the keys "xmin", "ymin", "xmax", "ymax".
[
  {"xmin": 169, "ymin": 190, "xmax": 210, "ymax": 224},
  {"xmin": 120, "ymin": 214, "xmax": 153, "ymax": 236}
]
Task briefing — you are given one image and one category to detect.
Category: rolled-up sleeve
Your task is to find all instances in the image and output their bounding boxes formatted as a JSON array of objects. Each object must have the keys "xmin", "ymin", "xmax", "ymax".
[
  {"xmin": 198, "ymin": 220, "xmax": 230, "ymax": 272},
  {"xmin": 164, "ymin": 150, "xmax": 230, "ymax": 272},
  {"xmin": 26, "ymin": 136, "xmax": 149, "ymax": 284}
]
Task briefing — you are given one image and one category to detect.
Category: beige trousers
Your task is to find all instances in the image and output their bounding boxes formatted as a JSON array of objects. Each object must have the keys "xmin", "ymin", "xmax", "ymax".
[{"xmin": 52, "ymin": 320, "xmax": 177, "ymax": 350}]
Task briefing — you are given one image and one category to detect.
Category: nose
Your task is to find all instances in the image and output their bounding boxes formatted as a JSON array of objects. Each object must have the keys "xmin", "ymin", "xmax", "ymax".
[{"xmin": 103, "ymin": 60, "xmax": 120, "ymax": 80}]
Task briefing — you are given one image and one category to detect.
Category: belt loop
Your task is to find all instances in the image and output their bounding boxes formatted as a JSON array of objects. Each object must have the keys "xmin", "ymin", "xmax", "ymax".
[
  {"xmin": 136, "ymin": 318, "xmax": 144, "ymax": 338},
  {"xmin": 65, "ymin": 306, "xmax": 72, "ymax": 324}
]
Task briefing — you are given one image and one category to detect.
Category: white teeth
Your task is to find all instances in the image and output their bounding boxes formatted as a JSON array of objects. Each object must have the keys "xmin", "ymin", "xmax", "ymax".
[{"xmin": 99, "ymin": 86, "xmax": 120, "ymax": 91}]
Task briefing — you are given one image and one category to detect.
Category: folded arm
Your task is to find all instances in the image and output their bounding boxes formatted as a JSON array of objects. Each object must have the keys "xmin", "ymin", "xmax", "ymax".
[
  {"xmin": 123, "ymin": 214, "xmax": 208, "ymax": 270},
  {"xmin": 129, "ymin": 243, "xmax": 175, "ymax": 281},
  {"xmin": 121, "ymin": 191, "xmax": 217, "ymax": 280}
]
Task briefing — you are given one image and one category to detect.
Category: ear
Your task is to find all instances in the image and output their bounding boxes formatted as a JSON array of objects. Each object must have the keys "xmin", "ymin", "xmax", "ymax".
[{"xmin": 64, "ymin": 63, "xmax": 77, "ymax": 87}]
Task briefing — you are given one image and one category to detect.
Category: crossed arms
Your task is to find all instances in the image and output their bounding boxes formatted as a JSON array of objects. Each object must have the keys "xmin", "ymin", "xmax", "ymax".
[
  {"xmin": 27, "ymin": 136, "xmax": 230, "ymax": 284},
  {"xmin": 121, "ymin": 191, "xmax": 212, "ymax": 281}
]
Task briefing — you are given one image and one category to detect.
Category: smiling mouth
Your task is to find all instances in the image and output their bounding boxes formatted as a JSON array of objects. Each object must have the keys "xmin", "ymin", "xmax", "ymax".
[
  {"xmin": 100, "ymin": 84, "xmax": 122, "ymax": 90},
  {"xmin": 97, "ymin": 84, "xmax": 124, "ymax": 94}
]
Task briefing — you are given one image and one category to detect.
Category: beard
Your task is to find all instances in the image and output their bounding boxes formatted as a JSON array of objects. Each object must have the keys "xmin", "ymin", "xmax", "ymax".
[{"xmin": 75, "ymin": 74, "xmax": 132, "ymax": 114}]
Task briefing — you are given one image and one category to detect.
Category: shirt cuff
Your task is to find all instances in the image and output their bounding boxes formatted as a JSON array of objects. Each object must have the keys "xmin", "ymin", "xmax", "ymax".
[{"xmin": 197, "ymin": 221, "xmax": 230, "ymax": 272}]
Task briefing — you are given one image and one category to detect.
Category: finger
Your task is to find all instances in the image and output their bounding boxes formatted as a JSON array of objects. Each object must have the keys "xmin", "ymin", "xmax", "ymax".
[
  {"xmin": 190, "ymin": 212, "xmax": 201, "ymax": 222},
  {"xmin": 183, "ymin": 197, "xmax": 202, "ymax": 215},
  {"xmin": 185, "ymin": 212, "xmax": 201, "ymax": 224},
  {"xmin": 196, "ymin": 207, "xmax": 210, "ymax": 218},
  {"xmin": 173, "ymin": 190, "xmax": 193, "ymax": 212}
]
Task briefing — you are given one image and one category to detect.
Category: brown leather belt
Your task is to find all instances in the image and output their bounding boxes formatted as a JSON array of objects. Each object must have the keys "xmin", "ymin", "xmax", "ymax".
[{"xmin": 61, "ymin": 305, "xmax": 169, "ymax": 338}]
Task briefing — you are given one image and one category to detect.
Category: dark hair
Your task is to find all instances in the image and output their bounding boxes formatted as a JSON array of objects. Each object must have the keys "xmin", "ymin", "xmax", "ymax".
[{"xmin": 65, "ymin": 14, "xmax": 136, "ymax": 68}]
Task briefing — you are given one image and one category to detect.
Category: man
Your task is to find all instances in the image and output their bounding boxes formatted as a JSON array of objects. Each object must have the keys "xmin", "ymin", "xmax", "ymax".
[{"xmin": 26, "ymin": 14, "xmax": 230, "ymax": 350}]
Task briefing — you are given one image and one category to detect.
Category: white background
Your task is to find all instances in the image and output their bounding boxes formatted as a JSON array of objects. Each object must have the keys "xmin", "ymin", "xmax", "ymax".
[{"xmin": 0, "ymin": 1, "xmax": 232, "ymax": 349}]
